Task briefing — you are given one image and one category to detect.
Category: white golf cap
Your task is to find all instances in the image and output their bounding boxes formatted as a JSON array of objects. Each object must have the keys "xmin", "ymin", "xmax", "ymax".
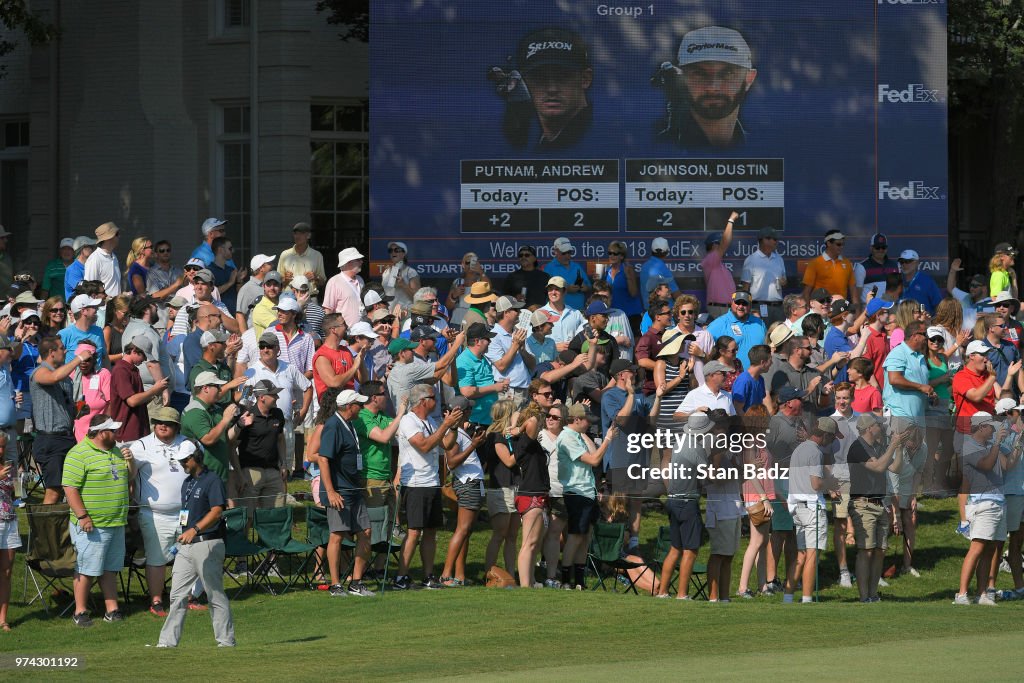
[
  {"xmin": 336, "ymin": 389, "xmax": 369, "ymax": 407},
  {"xmin": 925, "ymin": 326, "xmax": 945, "ymax": 340},
  {"xmin": 965, "ymin": 340, "xmax": 990, "ymax": 357},
  {"xmin": 193, "ymin": 371, "xmax": 227, "ymax": 387},
  {"xmin": 171, "ymin": 440, "xmax": 201, "ymax": 464},
  {"xmin": 273, "ymin": 298, "xmax": 302, "ymax": 313},
  {"xmin": 651, "ymin": 237, "xmax": 669, "ymax": 252},
  {"xmin": 388, "ymin": 241, "xmax": 408, "ymax": 252},
  {"xmin": 289, "ymin": 274, "xmax": 311, "ymax": 290},
  {"xmin": 337, "ymin": 247, "xmax": 364, "ymax": 267},
  {"xmin": 996, "ymin": 398, "xmax": 1018, "ymax": 415},
  {"xmin": 553, "ymin": 237, "xmax": 573, "ymax": 253},
  {"xmin": 349, "ymin": 321, "xmax": 377, "ymax": 339},
  {"xmin": 59, "ymin": 237, "xmax": 75, "ymax": 249},
  {"xmin": 677, "ymin": 26, "xmax": 752, "ymax": 70},
  {"xmin": 88, "ymin": 417, "xmax": 123, "ymax": 433},
  {"xmin": 250, "ymin": 253, "xmax": 275, "ymax": 270},
  {"xmin": 70, "ymin": 294, "xmax": 103, "ymax": 314},
  {"xmin": 363, "ymin": 290, "xmax": 393, "ymax": 306},
  {"xmin": 899, "ymin": 249, "xmax": 920, "ymax": 261},
  {"xmin": 19, "ymin": 309, "xmax": 41, "ymax": 322}
]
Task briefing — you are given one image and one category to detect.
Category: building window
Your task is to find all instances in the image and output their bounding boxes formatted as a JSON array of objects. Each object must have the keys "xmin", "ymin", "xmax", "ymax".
[
  {"xmin": 224, "ymin": 0, "xmax": 250, "ymax": 29},
  {"xmin": 3, "ymin": 121, "xmax": 29, "ymax": 149},
  {"xmin": 310, "ymin": 102, "xmax": 368, "ymax": 257},
  {"xmin": 217, "ymin": 104, "xmax": 251, "ymax": 263}
]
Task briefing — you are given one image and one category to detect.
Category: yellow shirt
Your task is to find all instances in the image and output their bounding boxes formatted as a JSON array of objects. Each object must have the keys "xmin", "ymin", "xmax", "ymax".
[
  {"xmin": 802, "ymin": 254, "xmax": 855, "ymax": 297},
  {"xmin": 278, "ymin": 246, "xmax": 327, "ymax": 296},
  {"xmin": 252, "ymin": 296, "xmax": 278, "ymax": 338}
]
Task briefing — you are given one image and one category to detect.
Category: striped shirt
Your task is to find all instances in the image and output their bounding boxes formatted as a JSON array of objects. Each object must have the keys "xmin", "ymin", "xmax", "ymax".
[{"xmin": 61, "ymin": 437, "xmax": 130, "ymax": 528}]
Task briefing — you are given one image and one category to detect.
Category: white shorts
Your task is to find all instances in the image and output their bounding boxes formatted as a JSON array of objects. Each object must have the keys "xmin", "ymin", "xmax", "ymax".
[
  {"xmin": 967, "ymin": 500, "xmax": 1007, "ymax": 542},
  {"xmin": 1007, "ymin": 495, "xmax": 1024, "ymax": 534},
  {"xmin": 138, "ymin": 508, "xmax": 180, "ymax": 565},
  {"xmin": 792, "ymin": 505, "xmax": 828, "ymax": 551},
  {"xmin": 0, "ymin": 518, "xmax": 21, "ymax": 550}
]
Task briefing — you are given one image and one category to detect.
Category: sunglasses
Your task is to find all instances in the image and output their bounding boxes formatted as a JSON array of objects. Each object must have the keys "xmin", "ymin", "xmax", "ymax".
[
  {"xmin": 264, "ymin": 282, "xmax": 281, "ymax": 288},
  {"xmin": 535, "ymin": 391, "xmax": 553, "ymax": 398},
  {"xmin": 518, "ymin": 252, "xmax": 533, "ymax": 258},
  {"xmin": 153, "ymin": 421, "xmax": 177, "ymax": 428},
  {"xmin": 184, "ymin": 266, "xmax": 201, "ymax": 272},
  {"xmin": 609, "ymin": 251, "xmax": 624, "ymax": 256},
  {"xmin": 679, "ymin": 309, "xmax": 696, "ymax": 316},
  {"xmin": 928, "ymin": 337, "xmax": 944, "ymax": 343},
  {"xmin": 156, "ymin": 248, "xmax": 171, "ymax": 254},
  {"xmin": 546, "ymin": 413, "xmax": 561, "ymax": 419},
  {"xmin": 51, "ymin": 308, "xmax": 66, "ymax": 314},
  {"xmin": 22, "ymin": 319, "xmax": 40, "ymax": 326},
  {"xmin": 388, "ymin": 248, "xmax": 405, "ymax": 253},
  {"xmin": 258, "ymin": 343, "xmax": 277, "ymax": 350}
]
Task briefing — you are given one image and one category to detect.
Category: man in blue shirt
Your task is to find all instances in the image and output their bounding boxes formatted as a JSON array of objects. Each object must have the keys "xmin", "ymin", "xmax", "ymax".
[
  {"xmin": 823, "ymin": 299, "xmax": 856, "ymax": 384},
  {"xmin": 706, "ymin": 291, "xmax": 767, "ymax": 370},
  {"xmin": 190, "ymin": 217, "xmax": 237, "ymax": 269},
  {"xmin": 544, "ymin": 237, "xmax": 591, "ymax": 311},
  {"xmin": 456, "ymin": 323, "xmax": 508, "ymax": 425},
  {"xmin": 64, "ymin": 236, "xmax": 97, "ymax": 302},
  {"xmin": 640, "ymin": 238, "xmax": 678, "ymax": 308},
  {"xmin": 59, "ymin": 295, "xmax": 107, "ymax": 366},
  {"xmin": 732, "ymin": 344, "xmax": 770, "ymax": 413},
  {"xmin": 882, "ymin": 321, "xmax": 934, "ymax": 420},
  {"xmin": 899, "ymin": 250, "xmax": 943, "ymax": 315}
]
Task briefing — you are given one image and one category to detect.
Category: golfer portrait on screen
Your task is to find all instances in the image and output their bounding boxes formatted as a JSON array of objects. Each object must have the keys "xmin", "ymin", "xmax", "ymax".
[
  {"xmin": 493, "ymin": 27, "xmax": 594, "ymax": 150},
  {"xmin": 655, "ymin": 25, "xmax": 757, "ymax": 149}
]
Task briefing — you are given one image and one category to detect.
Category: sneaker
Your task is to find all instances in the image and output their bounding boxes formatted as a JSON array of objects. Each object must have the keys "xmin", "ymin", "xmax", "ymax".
[
  {"xmin": 72, "ymin": 611, "xmax": 93, "ymax": 628},
  {"xmin": 997, "ymin": 590, "xmax": 1016, "ymax": 601},
  {"xmin": 766, "ymin": 579, "xmax": 783, "ymax": 594},
  {"xmin": 328, "ymin": 584, "xmax": 347, "ymax": 597},
  {"xmin": 543, "ymin": 579, "xmax": 561, "ymax": 589},
  {"xmin": 1014, "ymin": 587, "xmax": 1024, "ymax": 600},
  {"xmin": 904, "ymin": 567, "xmax": 921, "ymax": 578},
  {"xmin": 839, "ymin": 571, "xmax": 853, "ymax": 588},
  {"xmin": 952, "ymin": 592, "xmax": 971, "ymax": 606},
  {"xmin": 869, "ymin": 596, "xmax": 881, "ymax": 603},
  {"xmin": 103, "ymin": 609, "xmax": 125, "ymax": 622},
  {"xmin": 978, "ymin": 592, "xmax": 998, "ymax": 606},
  {"xmin": 676, "ymin": 595, "xmax": 692, "ymax": 601},
  {"xmin": 654, "ymin": 593, "xmax": 672, "ymax": 599},
  {"xmin": 955, "ymin": 520, "xmax": 971, "ymax": 539},
  {"xmin": 347, "ymin": 582, "xmax": 376, "ymax": 597},
  {"xmin": 14, "ymin": 498, "xmax": 25, "ymax": 509},
  {"xmin": 999, "ymin": 558, "xmax": 1012, "ymax": 574},
  {"xmin": 877, "ymin": 577, "xmax": 890, "ymax": 588},
  {"xmin": 801, "ymin": 596, "xmax": 814, "ymax": 603},
  {"xmin": 391, "ymin": 575, "xmax": 411, "ymax": 591},
  {"xmin": 187, "ymin": 597, "xmax": 208, "ymax": 611},
  {"xmin": 421, "ymin": 576, "xmax": 445, "ymax": 590},
  {"xmin": 149, "ymin": 601, "xmax": 167, "ymax": 617},
  {"xmin": 737, "ymin": 590, "xmax": 755, "ymax": 599}
]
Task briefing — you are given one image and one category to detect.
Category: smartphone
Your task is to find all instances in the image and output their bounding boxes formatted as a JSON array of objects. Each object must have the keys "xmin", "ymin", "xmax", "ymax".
[{"xmin": 870, "ymin": 285, "xmax": 878, "ymax": 296}]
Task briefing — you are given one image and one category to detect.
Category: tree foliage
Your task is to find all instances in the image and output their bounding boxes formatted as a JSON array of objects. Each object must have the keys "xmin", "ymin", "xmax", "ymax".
[
  {"xmin": 315, "ymin": 0, "xmax": 368, "ymax": 43},
  {"xmin": 0, "ymin": 0, "xmax": 59, "ymax": 76}
]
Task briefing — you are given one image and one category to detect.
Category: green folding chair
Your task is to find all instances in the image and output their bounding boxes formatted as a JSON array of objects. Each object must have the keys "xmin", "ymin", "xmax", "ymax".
[
  {"xmin": 294, "ymin": 506, "xmax": 331, "ymax": 589},
  {"xmin": 586, "ymin": 521, "xmax": 650, "ymax": 595},
  {"xmin": 252, "ymin": 506, "xmax": 318, "ymax": 594},
  {"xmin": 689, "ymin": 561, "xmax": 709, "ymax": 600},
  {"xmin": 649, "ymin": 526, "xmax": 676, "ymax": 595},
  {"xmin": 223, "ymin": 507, "xmax": 271, "ymax": 597},
  {"xmin": 342, "ymin": 505, "xmax": 399, "ymax": 590}
]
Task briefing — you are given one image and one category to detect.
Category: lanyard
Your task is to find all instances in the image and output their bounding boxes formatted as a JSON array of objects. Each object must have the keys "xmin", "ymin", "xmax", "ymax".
[{"xmin": 183, "ymin": 477, "xmax": 199, "ymax": 503}]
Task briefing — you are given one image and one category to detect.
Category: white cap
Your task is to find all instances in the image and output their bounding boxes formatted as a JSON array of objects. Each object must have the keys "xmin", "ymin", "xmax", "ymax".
[
  {"xmin": 996, "ymin": 398, "xmax": 1018, "ymax": 415},
  {"xmin": 193, "ymin": 371, "xmax": 227, "ymax": 387},
  {"xmin": 201, "ymin": 217, "xmax": 227, "ymax": 236},
  {"xmin": 651, "ymin": 237, "xmax": 669, "ymax": 253},
  {"xmin": 200, "ymin": 329, "xmax": 229, "ymax": 348},
  {"xmin": 336, "ymin": 389, "xmax": 369, "ymax": 407},
  {"xmin": 349, "ymin": 321, "xmax": 377, "ymax": 339},
  {"xmin": 965, "ymin": 340, "xmax": 990, "ymax": 357},
  {"xmin": 88, "ymin": 417, "xmax": 123, "ymax": 433},
  {"xmin": 289, "ymin": 274, "xmax": 311, "ymax": 290},
  {"xmin": 971, "ymin": 412, "xmax": 1000, "ymax": 430},
  {"xmin": 925, "ymin": 326, "xmax": 945, "ymax": 340},
  {"xmin": 363, "ymin": 290, "xmax": 392, "ymax": 307},
  {"xmin": 899, "ymin": 249, "xmax": 920, "ymax": 261},
  {"xmin": 337, "ymin": 247, "xmax": 364, "ymax": 268},
  {"xmin": 171, "ymin": 440, "xmax": 201, "ymax": 464},
  {"xmin": 553, "ymin": 237, "xmax": 573, "ymax": 253},
  {"xmin": 59, "ymin": 238, "xmax": 75, "ymax": 249},
  {"xmin": 70, "ymin": 294, "xmax": 103, "ymax": 314},
  {"xmin": 992, "ymin": 291, "xmax": 1019, "ymax": 306},
  {"xmin": 388, "ymin": 241, "xmax": 408, "ymax": 252},
  {"xmin": 185, "ymin": 257, "xmax": 205, "ymax": 268},
  {"xmin": 677, "ymin": 26, "xmax": 752, "ymax": 70},
  {"xmin": 19, "ymin": 309, "xmax": 41, "ymax": 322},
  {"xmin": 249, "ymin": 253, "xmax": 275, "ymax": 270},
  {"xmin": 273, "ymin": 298, "xmax": 302, "ymax": 313}
]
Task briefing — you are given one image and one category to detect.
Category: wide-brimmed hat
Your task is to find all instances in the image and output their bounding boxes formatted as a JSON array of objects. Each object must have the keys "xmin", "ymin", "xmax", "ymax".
[{"xmin": 465, "ymin": 282, "xmax": 498, "ymax": 305}]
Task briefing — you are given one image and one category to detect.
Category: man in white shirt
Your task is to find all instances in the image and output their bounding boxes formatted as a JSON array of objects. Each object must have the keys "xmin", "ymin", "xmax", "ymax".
[
  {"xmin": 678, "ymin": 360, "xmax": 738, "ymax": 417},
  {"xmin": 84, "ymin": 222, "xmax": 122, "ymax": 297},
  {"xmin": 322, "ymin": 247, "xmax": 365, "ymax": 328},
  {"xmin": 538, "ymin": 276, "xmax": 584, "ymax": 350},
  {"xmin": 392, "ymin": 384, "xmax": 462, "ymax": 591},
  {"xmin": 741, "ymin": 227, "xmax": 787, "ymax": 324},
  {"xmin": 830, "ymin": 383, "xmax": 859, "ymax": 587},
  {"xmin": 278, "ymin": 222, "xmax": 326, "ymax": 297}
]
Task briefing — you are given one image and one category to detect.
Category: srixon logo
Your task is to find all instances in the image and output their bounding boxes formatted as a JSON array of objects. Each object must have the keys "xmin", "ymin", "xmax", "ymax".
[
  {"xmin": 877, "ymin": 83, "xmax": 941, "ymax": 103},
  {"xmin": 878, "ymin": 181, "xmax": 942, "ymax": 200}
]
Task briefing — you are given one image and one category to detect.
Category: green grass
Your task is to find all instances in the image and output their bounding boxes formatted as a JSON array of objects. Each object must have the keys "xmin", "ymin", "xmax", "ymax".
[{"xmin": 4, "ymin": 491, "xmax": 1024, "ymax": 681}]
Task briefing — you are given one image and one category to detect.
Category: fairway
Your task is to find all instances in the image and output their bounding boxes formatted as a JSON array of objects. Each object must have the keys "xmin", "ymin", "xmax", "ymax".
[{"xmin": 3, "ymin": 497, "xmax": 1024, "ymax": 681}]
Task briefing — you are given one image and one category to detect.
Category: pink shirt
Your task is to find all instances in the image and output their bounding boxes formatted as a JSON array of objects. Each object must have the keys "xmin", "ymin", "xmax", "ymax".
[
  {"xmin": 74, "ymin": 368, "xmax": 112, "ymax": 442},
  {"xmin": 701, "ymin": 250, "xmax": 736, "ymax": 305},
  {"xmin": 322, "ymin": 272, "xmax": 365, "ymax": 328},
  {"xmin": 889, "ymin": 328, "xmax": 905, "ymax": 350}
]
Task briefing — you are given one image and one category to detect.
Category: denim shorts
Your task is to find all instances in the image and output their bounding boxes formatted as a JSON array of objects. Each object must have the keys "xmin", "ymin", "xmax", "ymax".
[{"xmin": 70, "ymin": 522, "xmax": 125, "ymax": 576}]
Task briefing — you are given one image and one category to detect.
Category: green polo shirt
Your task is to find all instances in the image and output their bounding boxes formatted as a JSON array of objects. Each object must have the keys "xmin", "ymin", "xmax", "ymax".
[
  {"xmin": 187, "ymin": 358, "xmax": 233, "ymax": 407},
  {"xmin": 354, "ymin": 407, "xmax": 393, "ymax": 481},
  {"xmin": 43, "ymin": 257, "xmax": 69, "ymax": 298},
  {"xmin": 61, "ymin": 437, "xmax": 130, "ymax": 528},
  {"xmin": 181, "ymin": 397, "xmax": 230, "ymax": 482}
]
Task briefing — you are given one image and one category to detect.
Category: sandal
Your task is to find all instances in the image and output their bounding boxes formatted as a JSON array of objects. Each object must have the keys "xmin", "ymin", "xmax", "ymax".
[{"xmin": 1, "ymin": 622, "xmax": 10, "ymax": 632}]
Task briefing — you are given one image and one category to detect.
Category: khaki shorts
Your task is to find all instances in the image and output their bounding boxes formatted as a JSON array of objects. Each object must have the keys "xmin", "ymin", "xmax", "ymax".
[
  {"xmin": 1006, "ymin": 495, "xmax": 1024, "ymax": 534},
  {"xmin": 850, "ymin": 498, "xmax": 888, "ymax": 550},
  {"xmin": 833, "ymin": 481, "xmax": 851, "ymax": 519},
  {"xmin": 707, "ymin": 516, "xmax": 741, "ymax": 556},
  {"xmin": 365, "ymin": 478, "xmax": 395, "ymax": 508},
  {"xmin": 792, "ymin": 504, "xmax": 828, "ymax": 551},
  {"xmin": 967, "ymin": 500, "xmax": 1007, "ymax": 542},
  {"xmin": 486, "ymin": 486, "xmax": 517, "ymax": 516}
]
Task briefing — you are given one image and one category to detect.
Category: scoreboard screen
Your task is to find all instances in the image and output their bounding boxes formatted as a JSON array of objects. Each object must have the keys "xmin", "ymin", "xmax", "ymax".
[{"xmin": 370, "ymin": 1, "xmax": 947, "ymax": 281}]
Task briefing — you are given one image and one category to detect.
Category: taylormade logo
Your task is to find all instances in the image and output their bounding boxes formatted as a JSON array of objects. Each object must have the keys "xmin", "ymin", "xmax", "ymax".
[
  {"xmin": 526, "ymin": 41, "xmax": 573, "ymax": 59},
  {"xmin": 878, "ymin": 83, "xmax": 941, "ymax": 103},
  {"xmin": 687, "ymin": 42, "xmax": 739, "ymax": 54},
  {"xmin": 878, "ymin": 181, "xmax": 942, "ymax": 200}
]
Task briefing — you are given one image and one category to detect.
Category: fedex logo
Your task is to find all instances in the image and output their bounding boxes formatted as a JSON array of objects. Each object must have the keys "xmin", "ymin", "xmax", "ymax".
[
  {"xmin": 878, "ymin": 0, "xmax": 944, "ymax": 5},
  {"xmin": 878, "ymin": 181, "xmax": 943, "ymax": 200},
  {"xmin": 878, "ymin": 83, "xmax": 941, "ymax": 103}
]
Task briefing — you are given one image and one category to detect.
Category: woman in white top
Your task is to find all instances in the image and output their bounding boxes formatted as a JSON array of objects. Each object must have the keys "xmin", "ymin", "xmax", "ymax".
[
  {"xmin": 380, "ymin": 241, "xmax": 420, "ymax": 310},
  {"xmin": 539, "ymin": 401, "xmax": 567, "ymax": 588},
  {"xmin": 439, "ymin": 399, "xmax": 487, "ymax": 587},
  {"xmin": 932, "ymin": 297, "xmax": 969, "ymax": 372}
]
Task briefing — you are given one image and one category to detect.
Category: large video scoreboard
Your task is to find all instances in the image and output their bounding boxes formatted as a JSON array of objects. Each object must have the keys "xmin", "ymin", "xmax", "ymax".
[{"xmin": 370, "ymin": 1, "xmax": 947, "ymax": 280}]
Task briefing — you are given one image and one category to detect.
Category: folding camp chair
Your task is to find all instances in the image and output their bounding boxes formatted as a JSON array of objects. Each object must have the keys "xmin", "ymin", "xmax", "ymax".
[
  {"xmin": 23, "ymin": 503, "xmax": 77, "ymax": 616},
  {"xmin": 119, "ymin": 506, "xmax": 148, "ymax": 604},
  {"xmin": 17, "ymin": 432, "xmax": 42, "ymax": 499},
  {"xmin": 341, "ymin": 505, "xmax": 399, "ymax": 591},
  {"xmin": 587, "ymin": 521, "xmax": 650, "ymax": 595},
  {"xmin": 293, "ymin": 506, "xmax": 330, "ymax": 590},
  {"xmin": 649, "ymin": 526, "xmax": 676, "ymax": 595},
  {"xmin": 252, "ymin": 506, "xmax": 318, "ymax": 594},
  {"xmin": 222, "ymin": 507, "xmax": 271, "ymax": 597}
]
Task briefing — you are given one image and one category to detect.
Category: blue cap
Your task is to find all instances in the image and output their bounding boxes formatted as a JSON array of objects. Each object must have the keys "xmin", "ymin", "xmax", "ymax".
[
  {"xmin": 585, "ymin": 301, "xmax": 610, "ymax": 316},
  {"xmin": 777, "ymin": 386, "xmax": 807, "ymax": 403},
  {"xmin": 866, "ymin": 298, "xmax": 894, "ymax": 317},
  {"xmin": 705, "ymin": 232, "xmax": 722, "ymax": 249}
]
